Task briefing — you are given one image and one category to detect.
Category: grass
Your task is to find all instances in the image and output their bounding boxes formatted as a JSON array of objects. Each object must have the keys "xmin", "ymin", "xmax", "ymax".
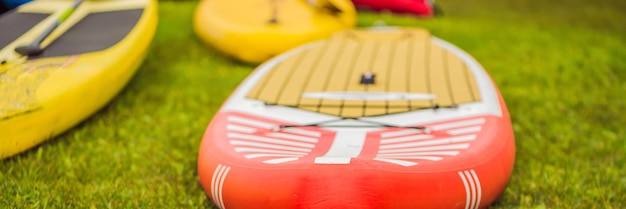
[{"xmin": 1, "ymin": 0, "xmax": 625, "ymax": 208}]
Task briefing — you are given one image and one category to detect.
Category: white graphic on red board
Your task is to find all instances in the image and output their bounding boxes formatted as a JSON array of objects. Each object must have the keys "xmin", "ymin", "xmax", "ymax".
[
  {"xmin": 459, "ymin": 169, "xmax": 482, "ymax": 209},
  {"xmin": 224, "ymin": 112, "xmax": 485, "ymax": 166},
  {"xmin": 211, "ymin": 164, "xmax": 230, "ymax": 209}
]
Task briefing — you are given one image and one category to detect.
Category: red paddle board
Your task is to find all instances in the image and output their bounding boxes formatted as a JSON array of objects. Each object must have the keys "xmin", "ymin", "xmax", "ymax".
[{"xmin": 198, "ymin": 28, "xmax": 515, "ymax": 209}]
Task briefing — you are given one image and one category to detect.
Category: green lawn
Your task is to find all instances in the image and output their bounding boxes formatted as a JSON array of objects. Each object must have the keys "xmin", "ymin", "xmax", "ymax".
[{"xmin": 2, "ymin": 0, "xmax": 625, "ymax": 208}]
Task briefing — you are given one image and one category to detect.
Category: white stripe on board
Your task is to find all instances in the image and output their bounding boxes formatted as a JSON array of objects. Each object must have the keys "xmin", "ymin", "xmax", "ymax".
[
  {"xmin": 380, "ymin": 129, "xmax": 423, "ymax": 138},
  {"xmin": 458, "ymin": 169, "xmax": 482, "ymax": 209},
  {"xmin": 447, "ymin": 126, "xmax": 482, "ymax": 135},
  {"xmin": 228, "ymin": 133, "xmax": 315, "ymax": 148},
  {"xmin": 214, "ymin": 165, "xmax": 226, "ymax": 209},
  {"xmin": 458, "ymin": 171, "xmax": 471, "ymax": 209},
  {"xmin": 227, "ymin": 116, "xmax": 276, "ymax": 129},
  {"xmin": 466, "ymin": 170, "xmax": 477, "ymax": 209},
  {"xmin": 430, "ymin": 118, "xmax": 485, "ymax": 131},
  {"xmin": 263, "ymin": 157, "xmax": 300, "ymax": 164},
  {"xmin": 244, "ymin": 153, "xmax": 305, "ymax": 159},
  {"xmin": 210, "ymin": 165, "xmax": 221, "ymax": 208},
  {"xmin": 211, "ymin": 164, "xmax": 230, "ymax": 209},
  {"xmin": 218, "ymin": 166, "xmax": 230, "ymax": 209},
  {"xmin": 380, "ymin": 134, "xmax": 433, "ymax": 144},
  {"xmin": 373, "ymin": 158, "xmax": 418, "ymax": 167},
  {"xmin": 380, "ymin": 135, "xmax": 476, "ymax": 149},
  {"xmin": 376, "ymin": 156, "xmax": 443, "ymax": 161},
  {"xmin": 230, "ymin": 140, "xmax": 312, "ymax": 152},
  {"xmin": 226, "ymin": 124, "xmax": 256, "ymax": 133},
  {"xmin": 470, "ymin": 170, "xmax": 482, "ymax": 209},
  {"xmin": 315, "ymin": 129, "xmax": 368, "ymax": 164},
  {"xmin": 264, "ymin": 132, "xmax": 319, "ymax": 143},
  {"xmin": 234, "ymin": 147, "xmax": 308, "ymax": 155},
  {"xmin": 378, "ymin": 144, "xmax": 470, "ymax": 154},
  {"xmin": 282, "ymin": 128, "xmax": 322, "ymax": 137},
  {"xmin": 376, "ymin": 151, "xmax": 460, "ymax": 157}
]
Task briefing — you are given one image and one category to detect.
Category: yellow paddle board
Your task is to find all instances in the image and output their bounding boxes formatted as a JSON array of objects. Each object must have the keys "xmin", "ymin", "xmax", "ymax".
[
  {"xmin": 0, "ymin": 0, "xmax": 158, "ymax": 159},
  {"xmin": 193, "ymin": 0, "xmax": 356, "ymax": 63}
]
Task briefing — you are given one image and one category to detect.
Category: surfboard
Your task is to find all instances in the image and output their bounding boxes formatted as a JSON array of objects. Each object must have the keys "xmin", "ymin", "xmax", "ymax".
[
  {"xmin": 0, "ymin": 0, "xmax": 158, "ymax": 159},
  {"xmin": 198, "ymin": 28, "xmax": 515, "ymax": 208},
  {"xmin": 193, "ymin": 0, "xmax": 356, "ymax": 63},
  {"xmin": 351, "ymin": 0, "xmax": 434, "ymax": 17}
]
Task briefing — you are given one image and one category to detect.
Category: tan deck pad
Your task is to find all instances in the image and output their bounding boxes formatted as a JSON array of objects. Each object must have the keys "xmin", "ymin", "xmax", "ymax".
[{"xmin": 247, "ymin": 29, "xmax": 481, "ymax": 118}]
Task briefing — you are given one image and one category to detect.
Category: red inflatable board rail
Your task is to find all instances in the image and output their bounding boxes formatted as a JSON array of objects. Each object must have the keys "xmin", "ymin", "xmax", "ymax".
[{"xmin": 351, "ymin": 0, "xmax": 434, "ymax": 17}]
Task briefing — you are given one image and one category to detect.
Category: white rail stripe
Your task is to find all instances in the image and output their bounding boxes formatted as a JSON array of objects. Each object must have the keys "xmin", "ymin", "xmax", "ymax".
[
  {"xmin": 282, "ymin": 128, "xmax": 322, "ymax": 137},
  {"xmin": 470, "ymin": 170, "xmax": 482, "ymax": 209},
  {"xmin": 244, "ymin": 154, "xmax": 305, "ymax": 159},
  {"xmin": 226, "ymin": 124, "xmax": 256, "ymax": 133},
  {"xmin": 228, "ymin": 133, "xmax": 314, "ymax": 148},
  {"xmin": 447, "ymin": 126, "xmax": 482, "ymax": 135},
  {"xmin": 230, "ymin": 140, "xmax": 312, "ymax": 152},
  {"xmin": 263, "ymin": 157, "xmax": 300, "ymax": 164},
  {"xmin": 210, "ymin": 165, "xmax": 222, "ymax": 209},
  {"xmin": 211, "ymin": 164, "xmax": 230, "ymax": 209},
  {"xmin": 265, "ymin": 132, "xmax": 319, "ymax": 143},
  {"xmin": 227, "ymin": 116, "xmax": 276, "ymax": 129},
  {"xmin": 376, "ymin": 151, "xmax": 460, "ymax": 157},
  {"xmin": 458, "ymin": 171, "xmax": 471, "ymax": 209},
  {"xmin": 378, "ymin": 144, "xmax": 470, "ymax": 154},
  {"xmin": 430, "ymin": 118, "xmax": 485, "ymax": 131},
  {"xmin": 216, "ymin": 166, "xmax": 226, "ymax": 209},
  {"xmin": 377, "ymin": 156, "xmax": 443, "ymax": 161},
  {"xmin": 216, "ymin": 165, "xmax": 227, "ymax": 208},
  {"xmin": 380, "ymin": 129, "xmax": 423, "ymax": 138},
  {"xmin": 380, "ymin": 134, "xmax": 433, "ymax": 144},
  {"xmin": 373, "ymin": 158, "xmax": 418, "ymax": 166},
  {"xmin": 234, "ymin": 147, "xmax": 308, "ymax": 155},
  {"xmin": 465, "ymin": 170, "xmax": 477, "ymax": 209},
  {"xmin": 380, "ymin": 135, "xmax": 476, "ymax": 149},
  {"xmin": 218, "ymin": 166, "xmax": 230, "ymax": 209}
]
